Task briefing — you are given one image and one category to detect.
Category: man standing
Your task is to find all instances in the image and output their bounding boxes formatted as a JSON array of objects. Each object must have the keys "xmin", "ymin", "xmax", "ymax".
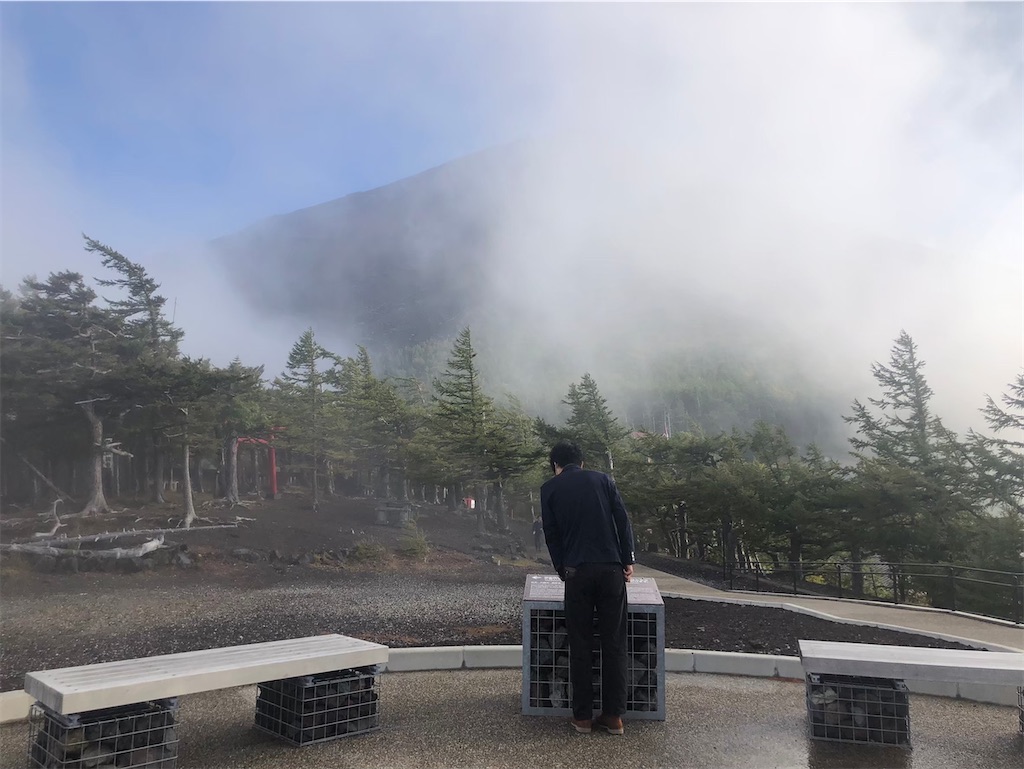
[{"xmin": 541, "ymin": 440, "xmax": 635, "ymax": 735}]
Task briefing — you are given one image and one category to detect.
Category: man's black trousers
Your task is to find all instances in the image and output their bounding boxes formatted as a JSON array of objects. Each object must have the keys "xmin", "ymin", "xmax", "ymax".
[{"xmin": 563, "ymin": 562, "xmax": 628, "ymax": 719}]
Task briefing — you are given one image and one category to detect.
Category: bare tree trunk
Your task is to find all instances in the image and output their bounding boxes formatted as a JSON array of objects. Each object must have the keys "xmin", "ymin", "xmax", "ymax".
[
  {"xmin": 493, "ymin": 480, "xmax": 507, "ymax": 531},
  {"xmin": 475, "ymin": 483, "xmax": 486, "ymax": 534},
  {"xmin": 788, "ymin": 533, "xmax": 803, "ymax": 580},
  {"xmin": 326, "ymin": 461, "xmax": 336, "ymax": 496},
  {"xmin": 850, "ymin": 545, "xmax": 865, "ymax": 596},
  {"xmin": 193, "ymin": 455, "xmax": 204, "ymax": 494},
  {"xmin": 224, "ymin": 436, "xmax": 240, "ymax": 505},
  {"xmin": 182, "ymin": 440, "xmax": 196, "ymax": 528},
  {"xmin": 78, "ymin": 402, "xmax": 110, "ymax": 516},
  {"xmin": 152, "ymin": 441, "xmax": 167, "ymax": 504},
  {"xmin": 311, "ymin": 457, "xmax": 320, "ymax": 513}
]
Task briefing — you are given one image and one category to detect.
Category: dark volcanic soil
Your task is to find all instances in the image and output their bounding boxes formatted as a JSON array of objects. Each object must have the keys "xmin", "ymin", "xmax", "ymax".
[{"xmin": 0, "ymin": 493, "xmax": 975, "ymax": 693}]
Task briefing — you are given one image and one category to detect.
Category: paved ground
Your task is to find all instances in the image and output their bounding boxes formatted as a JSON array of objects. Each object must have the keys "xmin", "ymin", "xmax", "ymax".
[
  {"xmin": 633, "ymin": 566, "xmax": 1024, "ymax": 652},
  {"xmin": 5, "ymin": 670, "xmax": 1020, "ymax": 769},
  {"xmin": 6, "ymin": 566, "xmax": 1020, "ymax": 768}
]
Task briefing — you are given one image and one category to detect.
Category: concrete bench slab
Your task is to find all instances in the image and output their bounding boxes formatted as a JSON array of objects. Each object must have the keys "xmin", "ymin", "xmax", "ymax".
[
  {"xmin": 25, "ymin": 634, "xmax": 389, "ymax": 714},
  {"xmin": 798, "ymin": 640, "xmax": 1023, "ymax": 685}
]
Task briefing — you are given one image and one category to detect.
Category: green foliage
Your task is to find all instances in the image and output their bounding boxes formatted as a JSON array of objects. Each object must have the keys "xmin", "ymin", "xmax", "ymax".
[
  {"xmin": 272, "ymin": 328, "xmax": 341, "ymax": 507},
  {"xmin": 88, "ymin": 234, "xmax": 183, "ymax": 360},
  {"xmin": 843, "ymin": 331, "xmax": 979, "ymax": 563},
  {"xmin": 430, "ymin": 327, "xmax": 494, "ymax": 484},
  {"xmin": 563, "ymin": 373, "xmax": 627, "ymax": 473},
  {"xmin": 2, "ymin": 242, "xmax": 1019, "ymax": 610},
  {"xmin": 968, "ymin": 372, "xmax": 1024, "ymax": 518},
  {"xmin": 350, "ymin": 539, "xmax": 388, "ymax": 563},
  {"xmin": 397, "ymin": 523, "xmax": 430, "ymax": 560}
]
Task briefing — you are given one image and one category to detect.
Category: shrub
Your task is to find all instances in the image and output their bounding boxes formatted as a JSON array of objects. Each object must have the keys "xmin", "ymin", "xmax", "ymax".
[
  {"xmin": 397, "ymin": 524, "xmax": 430, "ymax": 561},
  {"xmin": 350, "ymin": 539, "xmax": 387, "ymax": 563}
]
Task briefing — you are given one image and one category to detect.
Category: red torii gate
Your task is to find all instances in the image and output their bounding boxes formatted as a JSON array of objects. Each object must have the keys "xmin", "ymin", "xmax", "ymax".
[{"xmin": 237, "ymin": 433, "xmax": 279, "ymax": 499}]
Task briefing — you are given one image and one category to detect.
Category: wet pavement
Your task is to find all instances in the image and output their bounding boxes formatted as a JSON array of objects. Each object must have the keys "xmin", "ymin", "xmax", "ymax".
[
  {"xmin": 4, "ymin": 669, "xmax": 1019, "ymax": 769},
  {"xmin": 5, "ymin": 568, "xmax": 1020, "ymax": 767}
]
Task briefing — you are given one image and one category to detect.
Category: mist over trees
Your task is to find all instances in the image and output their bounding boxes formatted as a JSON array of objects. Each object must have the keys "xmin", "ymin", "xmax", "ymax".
[{"xmin": 1, "ymin": 238, "xmax": 1020, "ymax": 583}]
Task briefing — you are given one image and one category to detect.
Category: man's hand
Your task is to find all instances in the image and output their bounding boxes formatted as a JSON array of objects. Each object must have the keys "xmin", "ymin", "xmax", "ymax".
[{"xmin": 623, "ymin": 564, "xmax": 634, "ymax": 582}]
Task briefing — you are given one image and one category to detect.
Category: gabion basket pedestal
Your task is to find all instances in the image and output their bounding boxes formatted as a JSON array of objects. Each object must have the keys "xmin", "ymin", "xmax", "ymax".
[
  {"xmin": 1018, "ymin": 686, "xmax": 1023, "ymax": 733},
  {"xmin": 255, "ymin": 665, "xmax": 382, "ymax": 746},
  {"xmin": 28, "ymin": 698, "xmax": 179, "ymax": 769},
  {"xmin": 805, "ymin": 672, "xmax": 911, "ymax": 748},
  {"xmin": 521, "ymin": 574, "xmax": 665, "ymax": 721}
]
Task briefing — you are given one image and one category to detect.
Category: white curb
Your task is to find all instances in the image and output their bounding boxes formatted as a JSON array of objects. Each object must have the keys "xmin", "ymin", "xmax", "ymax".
[
  {"xmin": 693, "ymin": 650, "xmax": 778, "ymax": 677},
  {"xmin": 0, "ymin": 690, "xmax": 33, "ymax": 725},
  {"xmin": 957, "ymin": 682, "xmax": 1021, "ymax": 707},
  {"xmin": 463, "ymin": 645, "xmax": 521, "ymax": 668},
  {"xmin": 385, "ymin": 646, "xmax": 464, "ymax": 672},
  {"xmin": 664, "ymin": 649, "xmax": 695, "ymax": 672},
  {"xmin": 904, "ymin": 679, "xmax": 959, "ymax": 698}
]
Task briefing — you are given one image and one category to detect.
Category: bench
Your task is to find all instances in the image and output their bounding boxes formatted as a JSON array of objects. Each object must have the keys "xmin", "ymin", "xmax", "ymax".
[
  {"xmin": 799, "ymin": 640, "xmax": 1024, "ymax": 748},
  {"xmin": 24, "ymin": 634, "xmax": 390, "ymax": 767}
]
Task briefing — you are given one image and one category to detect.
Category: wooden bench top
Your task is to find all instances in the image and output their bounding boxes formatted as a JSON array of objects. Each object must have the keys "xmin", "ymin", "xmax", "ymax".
[
  {"xmin": 799, "ymin": 640, "xmax": 1024, "ymax": 686},
  {"xmin": 25, "ymin": 634, "xmax": 390, "ymax": 714}
]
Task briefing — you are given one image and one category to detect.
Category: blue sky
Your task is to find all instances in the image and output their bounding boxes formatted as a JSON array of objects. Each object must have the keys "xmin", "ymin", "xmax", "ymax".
[
  {"xmin": 2, "ymin": 3, "xmax": 547, "ymax": 239},
  {"xmin": 1, "ymin": 2, "xmax": 1021, "ymax": 430}
]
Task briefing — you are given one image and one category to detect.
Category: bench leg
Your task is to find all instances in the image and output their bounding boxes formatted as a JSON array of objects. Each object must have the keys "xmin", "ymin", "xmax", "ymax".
[
  {"xmin": 805, "ymin": 673, "xmax": 911, "ymax": 748},
  {"xmin": 254, "ymin": 666, "xmax": 381, "ymax": 746},
  {"xmin": 28, "ymin": 698, "xmax": 179, "ymax": 768}
]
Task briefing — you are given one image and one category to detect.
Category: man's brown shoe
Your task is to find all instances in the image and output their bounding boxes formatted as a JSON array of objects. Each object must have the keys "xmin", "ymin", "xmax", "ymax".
[
  {"xmin": 595, "ymin": 714, "xmax": 624, "ymax": 735},
  {"xmin": 570, "ymin": 717, "xmax": 592, "ymax": 733}
]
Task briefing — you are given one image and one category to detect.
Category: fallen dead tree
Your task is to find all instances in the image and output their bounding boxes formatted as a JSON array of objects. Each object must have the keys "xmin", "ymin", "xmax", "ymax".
[
  {"xmin": 32, "ymin": 500, "xmax": 66, "ymax": 539},
  {"xmin": 25, "ymin": 523, "xmax": 239, "ymax": 549},
  {"xmin": 2, "ymin": 536, "xmax": 165, "ymax": 559}
]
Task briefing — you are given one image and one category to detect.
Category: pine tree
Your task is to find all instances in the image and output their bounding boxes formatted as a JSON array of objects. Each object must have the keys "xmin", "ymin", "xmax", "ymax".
[
  {"xmin": 89, "ymin": 235, "xmax": 184, "ymax": 502},
  {"xmin": 275, "ymin": 329, "xmax": 338, "ymax": 511},
  {"xmin": 432, "ymin": 327, "xmax": 494, "ymax": 529},
  {"xmin": 88, "ymin": 235, "xmax": 183, "ymax": 359},
  {"xmin": 214, "ymin": 359, "xmax": 267, "ymax": 505},
  {"xmin": 564, "ymin": 373, "xmax": 626, "ymax": 474},
  {"xmin": 844, "ymin": 331, "xmax": 977, "ymax": 562},
  {"xmin": 5, "ymin": 272, "xmax": 125, "ymax": 515},
  {"xmin": 336, "ymin": 346, "xmax": 416, "ymax": 498},
  {"xmin": 968, "ymin": 372, "xmax": 1024, "ymax": 518}
]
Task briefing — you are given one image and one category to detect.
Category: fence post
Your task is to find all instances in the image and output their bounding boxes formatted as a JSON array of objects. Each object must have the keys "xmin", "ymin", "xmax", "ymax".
[
  {"xmin": 948, "ymin": 566, "xmax": 957, "ymax": 612},
  {"xmin": 891, "ymin": 564, "xmax": 900, "ymax": 605},
  {"xmin": 836, "ymin": 563, "xmax": 843, "ymax": 599},
  {"xmin": 792, "ymin": 567, "xmax": 798, "ymax": 595}
]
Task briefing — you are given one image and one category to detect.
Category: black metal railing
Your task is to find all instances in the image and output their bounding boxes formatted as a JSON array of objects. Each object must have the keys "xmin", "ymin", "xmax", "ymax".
[{"xmin": 722, "ymin": 560, "xmax": 1024, "ymax": 624}]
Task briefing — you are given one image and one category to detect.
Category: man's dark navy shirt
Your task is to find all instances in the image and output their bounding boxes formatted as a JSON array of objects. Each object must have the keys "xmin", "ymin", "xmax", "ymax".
[{"xmin": 540, "ymin": 464, "xmax": 635, "ymax": 574}]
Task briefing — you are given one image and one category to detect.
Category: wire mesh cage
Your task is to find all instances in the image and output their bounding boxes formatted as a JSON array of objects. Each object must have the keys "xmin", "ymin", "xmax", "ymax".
[
  {"xmin": 28, "ymin": 698, "xmax": 179, "ymax": 769},
  {"xmin": 254, "ymin": 665, "xmax": 381, "ymax": 746},
  {"xmin": 1018, "ymin": 686, "xmax": 1023, "ymax": 734},
  {"xmin": 521, "ymin": 575, "xmax": 666, "ymax": 720},
  {"xmin": 805, "ymin": 673, "xmax": 910, "ymax": 748}
]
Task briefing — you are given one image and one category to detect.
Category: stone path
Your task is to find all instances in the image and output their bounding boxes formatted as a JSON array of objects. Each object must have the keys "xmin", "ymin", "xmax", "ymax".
[{"xmin": 633, "ymin": 565, "xmax": 1024, "ymax": 652}]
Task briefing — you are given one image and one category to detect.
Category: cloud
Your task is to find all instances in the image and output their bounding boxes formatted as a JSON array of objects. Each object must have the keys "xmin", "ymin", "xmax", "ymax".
[{"xmin": 2, "ymin": 3, "xmax": 1020, "ymax": 437}]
